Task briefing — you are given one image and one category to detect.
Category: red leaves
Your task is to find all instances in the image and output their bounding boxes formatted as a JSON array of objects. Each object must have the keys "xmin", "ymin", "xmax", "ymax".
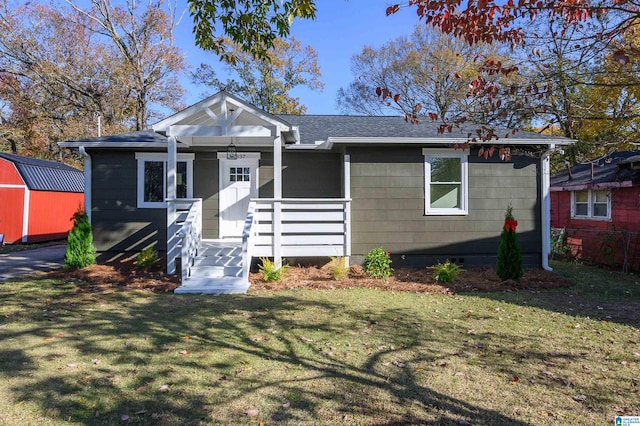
[{"xmin": 386, "ymin": 4, "xmax": 400, "ymax": 16}]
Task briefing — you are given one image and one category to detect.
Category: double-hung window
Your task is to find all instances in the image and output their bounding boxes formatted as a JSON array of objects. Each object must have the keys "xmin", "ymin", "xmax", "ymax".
[
  {"xmin": 135, "ymin": 153, "xmax": 194, "ymax": 208},
  {"xmin": 572, "ymin": 189, "xmax": 611, "ymax": 220},
  {"xmin": 423, "ymin": 149, "xmax": 468, "ymax": 215}
]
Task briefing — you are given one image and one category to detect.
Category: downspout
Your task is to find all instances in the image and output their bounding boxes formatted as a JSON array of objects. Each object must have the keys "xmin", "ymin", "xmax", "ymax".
[
  {"xmin": 79, "ymin": 146, "xmax": 92, "ymax": 223},
  {"xmin": 541, "ymin": 144, "xmax": 554, "ymax": 271}
]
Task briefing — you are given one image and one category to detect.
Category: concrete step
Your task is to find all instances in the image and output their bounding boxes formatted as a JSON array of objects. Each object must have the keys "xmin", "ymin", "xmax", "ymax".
[{"xmin": 174, "ymin": 277, "xmax": 249, "ymax": 294}]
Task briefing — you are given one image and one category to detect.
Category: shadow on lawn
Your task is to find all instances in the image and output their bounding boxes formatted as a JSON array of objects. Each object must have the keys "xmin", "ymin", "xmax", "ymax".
[
  {"xmin": 0, "ymin": 286, "xmax": 542, "ymax": 426},
  {"xmin": 472, "ymin": 260, "xmax": 640, "ymax": 329}
]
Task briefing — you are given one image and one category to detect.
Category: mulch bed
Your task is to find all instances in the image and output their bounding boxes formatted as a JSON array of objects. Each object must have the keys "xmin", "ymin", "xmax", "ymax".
[{"xmin": 45, "ymin": 259, "xmax": 575, "ymax": 294}]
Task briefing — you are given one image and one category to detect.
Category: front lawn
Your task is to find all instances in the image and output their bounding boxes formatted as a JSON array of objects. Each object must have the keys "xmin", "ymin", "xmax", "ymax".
[{"xmin": 0, "ymin": 260, "xmax": 638, "ymax": 425}]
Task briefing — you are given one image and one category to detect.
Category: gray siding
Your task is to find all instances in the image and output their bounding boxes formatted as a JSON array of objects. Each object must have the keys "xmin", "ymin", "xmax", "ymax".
[
  {"xmin": 90, "ymin": 150, "xmax": 166, "ymax": 260},
  {"xmin": 348, "ymin": 146, "xmax": 541, "ymax": 268}
]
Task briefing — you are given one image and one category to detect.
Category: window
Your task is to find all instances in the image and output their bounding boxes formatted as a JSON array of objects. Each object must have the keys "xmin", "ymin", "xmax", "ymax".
[
  {"xmin": 135, "ymin": 153, "xmax": 194, "ymax": 208},
  {"xmin": 423, "ymin": 149, "xmax": 468, "ymax": 215},
  {"xmin": 230, "ymin": 167, "xmax": 250, "ymax": 182},
  {"xmin": 572, "ymin": 189, "xmax": 611, "ymax": 220}
]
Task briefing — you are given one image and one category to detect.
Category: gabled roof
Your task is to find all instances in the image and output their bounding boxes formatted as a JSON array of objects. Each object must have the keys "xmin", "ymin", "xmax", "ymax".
[
  {"xmin": 58, "ymin": 92, "xmax": 573, "ymax": 149},
  {"xmin": 0, "ymin": 152, "xmax": 84, "ymax": 192},
  {"xmin": 551, "ymin": 150, "xmax": 640, "ymax": 190}
]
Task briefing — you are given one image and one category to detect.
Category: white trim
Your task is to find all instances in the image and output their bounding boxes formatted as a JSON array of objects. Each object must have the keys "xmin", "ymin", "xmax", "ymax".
[
  {"xmin": 344, "ymin": 154, "xmax": 352, "ymax": 257},
  {"xmin": 0, "ymin": 184, "xmax": 27, "ymax": 189},
  {"xmin": 570, "ymin": 189, "xmax": 612, "ymax": 221},
  {"xmin": 541, "ymin": 147, "xmax": 553, "ymax": 271},
  {"xmin": 135, "ymin": 153, "xmax": 194, "ymax": 209},
  {"xmin": 311, "ymin": 136, "xmax": 576, "ymax": 150},
  {"xmin": 22, "ymin": 186, "xmax": 30, "ymax": 243},
  {"xmin": 422, "ymin": 148, "xmax": 468, "ymax": 216},
  {"xmin": 79, "ymin": 147, "xmax": 91, "ymax": 223}
]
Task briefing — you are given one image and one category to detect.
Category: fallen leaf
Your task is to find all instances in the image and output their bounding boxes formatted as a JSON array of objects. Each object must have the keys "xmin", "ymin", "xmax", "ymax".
[
  {"xmin": 67, "ymin": 363, "xmax": 78, "ymax": 368},
  {"xmin": 179, "ymin": 350, "xmax": 188, "ymax": 355},
  {"xmin": 135, "ymin": 410, "xmax": 147, "ymax": 415},
  {"xmin": 572, "ymin": 394, "xmax": 587, "ymax": 402},
  {"xmin": 392, "ymin": 361, "xmax": 405, "ymax": 368},
  {"xmin": 458, "ymin": 419, "xmax": 471, "ymax": 426},
  {"xmin": 511, "ymin": 375, "xmax": 519, "ymax": 384},
  {"xmin": 219, "ymin": 375, "xmax": 227, "ymax": 381},
  {"xmin": 121, "ymin": 414, "xmax": 130, "ymax": 421},
  {"xmin": 158, "ymin": 384, "xmax": 170, "ymax": 392},
  {"xmin": 244, "ymin": 409, "xmax": 259, "ymax": 417},
  {"xmin": 125, "ymin": 341, "xmax": 132, "ymax": 348},
  {"xmin": 282, "ymin": 402, "xmax": 290, "ymax": 409}
]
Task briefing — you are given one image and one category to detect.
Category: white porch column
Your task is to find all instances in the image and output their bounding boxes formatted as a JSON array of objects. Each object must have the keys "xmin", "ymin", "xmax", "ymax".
[
  {"xmin": 167, "ymin": 136, "xmax": 178, "ymax": 274},
  {"xmin": 541, "ymin": 145, "xmax": 553, "ymax": 271},
  {"xmin": 344, "ymin": 154, "xmax": 351, "ymax": 260},
  {"xmin": 273, "ymin": 133, "xmax": 282, "ymax": 265}
]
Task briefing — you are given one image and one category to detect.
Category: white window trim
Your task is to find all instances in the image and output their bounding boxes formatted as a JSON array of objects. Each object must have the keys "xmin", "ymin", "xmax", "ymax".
[
  {"xmin": 423, "ymin": 148, "xmax": 468, "ymax": 215},
  {"xmin": 135, "ymin": 153, "xmax": 194, "ymax": 208},
  {"xmin": 571, "ymin": 189, "xmax": 611, "ymax": 220}
]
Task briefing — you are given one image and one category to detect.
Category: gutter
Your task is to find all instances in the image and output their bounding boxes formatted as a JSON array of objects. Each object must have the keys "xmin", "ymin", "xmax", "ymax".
[
  {"xmin": 79, "ymin": 146, "xmax": 92, "ymax": 223},
  {"xmin": 541, "ymin": 144, "xmax": 555, "ymax": 271}
]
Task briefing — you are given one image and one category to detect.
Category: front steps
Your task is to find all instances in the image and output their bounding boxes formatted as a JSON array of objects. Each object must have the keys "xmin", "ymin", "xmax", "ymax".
[{"xmin": 174, "ymin": 240, "xmax": 250, "ymax": 294}]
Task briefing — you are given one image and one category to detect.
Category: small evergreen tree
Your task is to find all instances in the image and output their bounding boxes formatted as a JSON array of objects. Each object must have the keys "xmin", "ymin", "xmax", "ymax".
[
  {"xmin": 64, "ymin": 209, "xmax": 96, "ymax": 269},
  {"xmin": 496, "ymin": 205, "xmax": 523, "ymax": 280}
]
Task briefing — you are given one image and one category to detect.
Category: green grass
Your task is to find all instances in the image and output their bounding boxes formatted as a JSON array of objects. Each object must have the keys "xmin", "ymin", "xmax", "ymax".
[{"xmin": 0, "ymin": 261, "xmax": 638, "ymax": 425}]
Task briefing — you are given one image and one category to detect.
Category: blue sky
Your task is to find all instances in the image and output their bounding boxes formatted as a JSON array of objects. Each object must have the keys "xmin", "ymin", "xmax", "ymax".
[{"xmin": 175, "ymin": 1, "xmax": 420, "ymax": 115}]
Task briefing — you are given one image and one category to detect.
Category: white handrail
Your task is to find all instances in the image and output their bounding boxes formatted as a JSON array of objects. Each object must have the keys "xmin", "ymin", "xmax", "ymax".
[{"xmin": 175, "ymin": 199, "xmax": 202, "ymax": 279}]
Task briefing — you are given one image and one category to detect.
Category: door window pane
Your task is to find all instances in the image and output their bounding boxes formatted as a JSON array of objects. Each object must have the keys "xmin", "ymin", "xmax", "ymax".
[{"xmin": 176, "ymin": 161, "xmax": 187, "ymax": 199}]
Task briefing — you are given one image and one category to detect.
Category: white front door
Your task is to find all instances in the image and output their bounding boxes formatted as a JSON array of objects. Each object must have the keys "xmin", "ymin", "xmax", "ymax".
[{"xmin": 218, "ymin": 154, "xmax": 260, "ymax": 238}]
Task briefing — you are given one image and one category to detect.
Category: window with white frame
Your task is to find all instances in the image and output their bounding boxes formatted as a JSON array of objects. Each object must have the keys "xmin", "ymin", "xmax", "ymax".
[
  {"xmin": 135, "ymin": 153, "xmax": 194, "ymax": 208},
  {"xmin": 423, "ymin": 149, "xmax": 468, "ymax": 215},
  {"xmin": 572, "ymin": 189, "xmax": 611, "ymax": 219}
]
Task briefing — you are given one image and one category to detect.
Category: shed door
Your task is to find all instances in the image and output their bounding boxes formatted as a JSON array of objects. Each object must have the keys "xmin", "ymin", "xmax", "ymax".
[{"xmin": 218, "ymin": 156, "xmax": 259, "ymax": 238}]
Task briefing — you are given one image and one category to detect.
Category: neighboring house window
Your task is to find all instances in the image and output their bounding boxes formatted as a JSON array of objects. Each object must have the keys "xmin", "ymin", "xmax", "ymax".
[
  {"xmin": 571, "ymin": 189, "xmax": 611, "ymax": 220},
  {"xmin": 423, "ymin": 149, "xmax": 468, "ymax": 215},
  {"xmin": 135, "ymin": 153, "xmax": 194, "ymax": 208}
]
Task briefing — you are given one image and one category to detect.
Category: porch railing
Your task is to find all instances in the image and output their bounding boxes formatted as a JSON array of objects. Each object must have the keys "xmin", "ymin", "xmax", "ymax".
[
  {"xmin": 242, "ymin": 201, "xmax": 257, "ymax": 284},
  {"xmin": 167, "ymin": 198, "xmax": 202, "ymax": 276},
  {"xmin": 250, "ymin": 198, "xmax": 351, "ymax": 259}
]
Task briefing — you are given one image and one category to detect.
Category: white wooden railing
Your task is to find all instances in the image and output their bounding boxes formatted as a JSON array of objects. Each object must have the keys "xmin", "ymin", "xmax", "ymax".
[
  {"xmin": 249, "ymin": 198, "xmax": 351, "ymax": 260},
  {"xmin": 241, "ymin": 202, "xmax": 257, "ymax": 284},
  {"xmin": 167, "ymin": 198, "xmax": 202, "ymax": 276}
]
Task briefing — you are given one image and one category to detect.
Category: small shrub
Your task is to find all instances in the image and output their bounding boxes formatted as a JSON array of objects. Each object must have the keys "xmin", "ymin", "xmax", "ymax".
[
  {"xmin": 258, "ymin": 257, "xmax": 289, "ymax": 282},
  {"xmin": 496, "ymin": 205, "xmax": 524, "ymax": 280},
  {"xmin": 363, "ymin": 247, "xmax": 393, "ymax": 279},
  {"xmin": 135, "ymin": 246, "xmax": 159, "ymax": 269},
  {"xmin": 430, "ymin": 260, "xmax": 461, "ymax": 283},
  {"xmin": 328, "ymin": 256, "xmax": 349, "ymax": 280},
  {"xmin": 64, "ymin": 209, "xmax": 96, "ymax": 270}
]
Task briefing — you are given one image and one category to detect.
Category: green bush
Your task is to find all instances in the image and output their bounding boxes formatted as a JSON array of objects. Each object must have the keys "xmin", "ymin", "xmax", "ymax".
[
  {"xmin": 64, "ymin": 209, "xmax": 96, "ymax": 270},
  {"xmin": 258, "ymin": 257, "xmax": 289, "ymax": 282},
  {"xmin": 135, "ymin": 246, "xmax": 159, "ymax": 269},
  {"xmin": 496, "ymin": 205, "xmax": 524, "ymax": 280},
  {"xmin": 430, "ymin": 260, "xmax": 461, "ymax": 283},
  {"xmin": 328, "ymin": 256, "xmax": 349, "ymax": 280},
  {"xmin": 363, "ymin": 247, "xmax": 393, "ymax": 279}
]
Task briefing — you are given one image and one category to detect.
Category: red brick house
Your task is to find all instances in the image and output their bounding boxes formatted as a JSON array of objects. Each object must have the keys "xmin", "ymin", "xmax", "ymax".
[{"xmin": 550, "ymin": 150, "xmax": 640, "ymax": 272}]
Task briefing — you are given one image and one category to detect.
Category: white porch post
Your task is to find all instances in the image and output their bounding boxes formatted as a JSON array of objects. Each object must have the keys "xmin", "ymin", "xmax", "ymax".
[
  {"xmin": 167, "ymin": 136, "xmax": 178, "ymax": 274},
  {"xmin": 541, "ymin": 145, "xmax": 554, "ymax": 271},
  {"xmin": 344, "ymin": 154, "xmax": 351, "ymax": 263},
  {"xmin": 273, "ymin": 132, "xmax": 282, "ymax": 265}
]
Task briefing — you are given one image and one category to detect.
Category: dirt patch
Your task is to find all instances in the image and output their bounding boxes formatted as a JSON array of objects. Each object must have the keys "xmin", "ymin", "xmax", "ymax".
[{"xmin": 45, "ymin": 259, "xmax": 574, "ymax": 294}]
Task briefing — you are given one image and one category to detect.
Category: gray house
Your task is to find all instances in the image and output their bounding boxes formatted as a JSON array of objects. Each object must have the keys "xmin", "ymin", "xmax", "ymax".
[{"xmin": 59, "ymin": 91, "xmax": 573, "ymax": 293}]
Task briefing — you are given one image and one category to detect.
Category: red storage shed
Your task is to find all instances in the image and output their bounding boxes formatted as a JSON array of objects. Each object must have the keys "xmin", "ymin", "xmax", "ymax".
[{"xmin": 0, "ymin": 153, "xmax": 84, "ymax": 244}]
